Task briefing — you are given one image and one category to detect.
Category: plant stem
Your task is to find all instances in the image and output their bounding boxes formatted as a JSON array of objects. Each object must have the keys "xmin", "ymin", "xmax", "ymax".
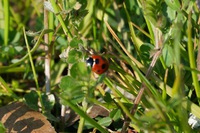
[
  {"xmin": 23, "ymin": 27, "xmax": 39, "ymax": 90},
  {"xmin": 3, "ymin": 0, "xmax": 9, "ymax": 46},
  {"xmin": 49, "ymin": 0, "xmax": 72, "ymax": 40},
  {"xmin": 44, "ymin": 0, "xmax": 51, "ymax": 93},
  {"xmin": 62, "ymin": 98, "xmax": 108, "ymax": 133},
  {"xmin": 0, "ymin": 29, "xmax": 52, "ymax": 69},
  {"xmin": 77, "ymin": 98, "xmax": 88, "ymax": 133},
  {"xmin": 123, "ymin": 2, "xmax": 142, "ymax": 52},
  {"xmin": 187, "ymin": 12, "xmax": 200, "ymax": 104}
]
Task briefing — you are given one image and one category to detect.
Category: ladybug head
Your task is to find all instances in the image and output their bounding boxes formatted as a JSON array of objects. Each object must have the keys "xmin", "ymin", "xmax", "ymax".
[{"xmin": 86, "ymin": 57, "xmax": 94, "ymax": 67}]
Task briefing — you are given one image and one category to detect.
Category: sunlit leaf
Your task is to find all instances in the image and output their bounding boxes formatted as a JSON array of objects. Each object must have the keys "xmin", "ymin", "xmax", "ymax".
[
  {"xmin": 110, "ymin": 109, "xmax": 121, "ymax": 121},
  {"xmin": 70, "ymin": 62, "xmax": 90, "ymax": 80},
  {"xmin": 97, "ymin": 117, "xmax": 112, "ymax": 127},
  {"xmin": 67, "ymin": 50, "xmax": 82, "ymax": 64}
]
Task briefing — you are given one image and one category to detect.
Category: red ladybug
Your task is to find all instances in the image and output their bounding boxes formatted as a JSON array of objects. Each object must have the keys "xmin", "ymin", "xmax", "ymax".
[{"xmin": 86, "ymin": 55, "xmax": 109, "ymax": 75}]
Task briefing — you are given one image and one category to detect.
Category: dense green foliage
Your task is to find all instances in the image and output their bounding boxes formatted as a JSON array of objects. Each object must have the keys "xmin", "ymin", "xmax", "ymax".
[{"xmin": 1, "ymin": 0, "xmax": 200, "ymax": 132}]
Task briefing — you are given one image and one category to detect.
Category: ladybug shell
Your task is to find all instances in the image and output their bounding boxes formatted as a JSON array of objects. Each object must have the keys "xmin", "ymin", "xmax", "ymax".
[{"xmin": 86, "ymin": 55, "xmax": 109, "ymax": 75}]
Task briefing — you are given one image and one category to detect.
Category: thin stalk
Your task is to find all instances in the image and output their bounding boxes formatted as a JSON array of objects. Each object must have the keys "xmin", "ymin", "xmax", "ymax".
[
  {"xmin": 162, "ymin": 69, "xmax": 168, "ymax": 100},
  {"xmin": 123, "ymin": 2, "xmax": 143, "ymax": 51},
  {"xmin": 49, "ymin": 12, "xmax": 54, "ymax": 41},
  {"xmin": 172, "ymin": 21, "xmax": 182, "ymax": 96},
  {"xmin": 131, "ymin": 22, "xmax": 152, "ymax": 40},
  {"xmin": 61, "ymin": 97, "xmax": 109, "ymax": 133},
  {"xmin": 187, "ymin": 12, "xmax": 200, "ymax": 104},
  {"xmin": 3, "ymin": 0, "xmax": 9, "ymax": 46},
  {"xmin": 23, "ymin": 27, "xmax": 39, "ymax": 89},
  {"xmin": 0, "ymin": 67, "xmax": 26, "ymax": 73},
  {"xmin": 49, "ymin": 0, "xmax": 72, "ymax": 39},
  {"xmin": 77, "ymin": 98, "xmax": 88, "ymax": 133}
]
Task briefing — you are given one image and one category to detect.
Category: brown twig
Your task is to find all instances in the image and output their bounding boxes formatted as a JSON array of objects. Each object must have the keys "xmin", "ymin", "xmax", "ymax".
[{"xmin": 121, "ymin": 48, "xmax": 162, "ymax": 132}]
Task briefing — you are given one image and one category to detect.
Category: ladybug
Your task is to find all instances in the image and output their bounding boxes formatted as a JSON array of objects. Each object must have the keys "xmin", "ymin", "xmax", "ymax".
[{"xmin": 86, "ymin": 55, "xmax": 109, "ymax": 75}]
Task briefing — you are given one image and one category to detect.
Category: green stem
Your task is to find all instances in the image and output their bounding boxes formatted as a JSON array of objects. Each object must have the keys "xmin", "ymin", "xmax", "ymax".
[
  {"xmin": 0, "ymin": 29, "xmax": 53, "ymax": 69},
  {"xmin": 3, "ymin": 0, "xmax": 9, "ymax": 46},
  {"xmin": 0, "ymin": 66, "xmax": 26, "ymax": 74},
  {"xmin": 187, "ymin": 12, "xmax": 200, "ymax": 104},
  {"xmin": 123, "ymin": 2, "xmax": 142, "ymax": 51},
  {"xmin": 49, "ymin": 0, "xmax": 72, "ymax": 39},
  {"xmin": 23, "ymin": 27, "xmax": 39, "ymax": 90},
  {"xmin": 77, "ymin": 98, "xmax": 88, "ymax": 133},
  {"xmin": 62, "ymin": 98, "xmax": 108, "ymax": 133}
]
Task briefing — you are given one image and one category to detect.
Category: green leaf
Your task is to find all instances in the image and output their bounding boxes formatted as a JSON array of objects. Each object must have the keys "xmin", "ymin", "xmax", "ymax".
[
  {"xmin": 165, "ymin": 0, "xmax": 181, "ymax": 11},
  {"xmin": 41, "ymin": 93, "xmax": 55, "ymax": 110},
  {"xmin": 59, "ymin": 76, "xmax": 85, "ymax": 99},
  {"xmin": 60, "ymin": 92, "xmax": 84, "ymax": 104},
  {"xmin": 166, "ymin": 4, "xmax": 177, "ymax": 21},
  {"xmin": 69, "ymin": 37, "xmax": 83, "ymax": 48},
  {"xmin": 0, "ymin": 122, "xmax": 6, "ymax": 133},
  {"xmin": 70, "ymin": 62, "xmax": 90, "ymax": 80},
  {"xmin": 84, "ymin": 120, "xmax": 94, "ymax": 129},
  {"xmin": 110, "ymin": 109, "xmax": 121, "ymax": 121},
  {"xmin": 24, "ymin": 90, "xmax": 39, "ymax": 110},
  {"xmin": 97, "ymin": 117, "xmax": 112, "ymax": 127},
  {"xmin": 162, "ymin": 44, "xmax": 174, "ymax": 67},
  {"xmin": 11, "ymin": 59, "xmax": 20, "ymax": 64},
  {"xmin": 103, "ymin": 92, "xmax": 112, "ymax": 103},
  {"xmin": 25, "ymin": 29, "xmax": 54, "ymax": 37},
  {"xmin": 67, "ymin": 49, "xmax": 82, "ymax": 64},
  {"xmin": 43, "ymin": 111, "xmax": 59, "ymax": 122},
  {"xmin": 140, "ymin": 43, "xmax": 154, "ymax": 64},
  {"xmin": 14, "ymin": 46, "xmax": 23, "ymax": 52},
  {"xmin": 59, "ymin": 76, "xmax": 80, "ymax": 90}
]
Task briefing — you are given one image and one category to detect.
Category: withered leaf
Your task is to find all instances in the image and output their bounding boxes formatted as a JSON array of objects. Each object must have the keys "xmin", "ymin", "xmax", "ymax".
[{"xmin": 0, "ymin": 102, "xmax": 56, "ymax": 133}]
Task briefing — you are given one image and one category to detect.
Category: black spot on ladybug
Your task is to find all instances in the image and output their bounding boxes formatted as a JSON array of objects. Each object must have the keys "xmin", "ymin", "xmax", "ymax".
[
  {"xmin": 95, "ymin": 59, "xmax": 99, "ymax": 64},
  {"xmin": 102, "ymin": 64, "xmax": 106, "ymax": 69}
]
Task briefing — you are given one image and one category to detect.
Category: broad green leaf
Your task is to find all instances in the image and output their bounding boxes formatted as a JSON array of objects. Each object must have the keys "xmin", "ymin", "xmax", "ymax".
[
  {"xmin": 14, "ymin": 46, "xmax": 23, "ymax": 52},
  {"xmin": 97, "ymin": 117, "xmax": 112, "ymax": 127},
  {"xmin": 24, "ymin": 90, "xmax": 39, "ymax": 110},
  {"xmin": 41, "ymin": 93, "xmax": 55, "ymax": 110},
  {"xmin": 140, "ymin": 43, "xmax": 154, "ymax": 64},
  {"xmin": 59, "ymin": 76, "xmax": 85, "ymax": 99},
  {"xmin": 70, "ymin": 62, "xmax": 90, "ymax": 80},
  {"xmin": 69, "ymin": 37, "xmax": 83, "ymax": 48},
  {"xmin": 110, "ymin": 109, "xmax": 121, "ymax": 121},
  {"xmin": 59, "ymin": 76, "xmax": 81, "ymax": 90},
  {"xmin": 164, "ymin": 0, "xmax": 181, "ymax": 11},
  {"xmin": 162, "ymin": 44, "xmax": 174, "ymax": 67},
  {"xmin": 67, "ymin": 50, "xmax": 82, "ymax": 64},
  {"xmin": 43, "ymin": 111, "xmax": 59, "ymax": 122},
  {"xmin": 103, "ymin": 92, "xmax": 112, "ymax": 103}
]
